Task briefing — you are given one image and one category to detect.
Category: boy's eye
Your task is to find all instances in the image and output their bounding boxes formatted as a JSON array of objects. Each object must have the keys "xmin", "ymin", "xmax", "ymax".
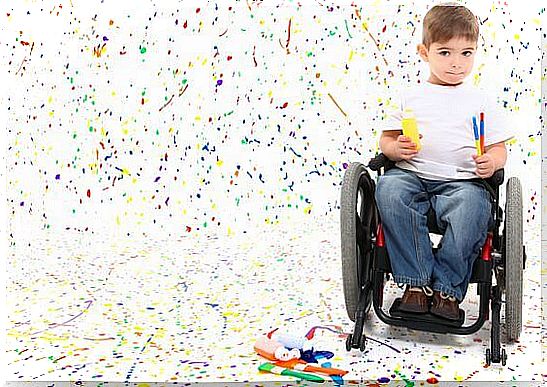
[
  {"xmin": 462, "ymin": 51, "xmax": 474, "ymax": 57},
  {"xmin": 438, "ymin": 51, "xmax": 450, "ymax": 56}
]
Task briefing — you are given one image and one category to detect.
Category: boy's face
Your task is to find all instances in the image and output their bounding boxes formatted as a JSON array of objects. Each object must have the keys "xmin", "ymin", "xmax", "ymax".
[{"xmin": 417, "ymin": 37, "xmax": 477, "ymax": 86}]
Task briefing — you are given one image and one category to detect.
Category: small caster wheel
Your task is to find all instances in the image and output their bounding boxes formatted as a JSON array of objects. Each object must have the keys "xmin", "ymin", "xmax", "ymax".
[
  {"xmin": 346, "ymin": 334, "xmax": 353, "ymax": 351},
  {"xmin": 501, "ymin": 349, "xmax": 507, "ymax": 366},
  {"xmin": 359, "ymin": 335, "xmax": 367, "ymax": 352},
  {"xmin": 485, "ymin": 349, "xmax": 491, "ymax": 366}
]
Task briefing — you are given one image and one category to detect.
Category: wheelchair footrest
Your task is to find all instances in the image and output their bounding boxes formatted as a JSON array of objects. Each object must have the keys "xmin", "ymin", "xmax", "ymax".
[{"xmin": 389, "ymin": 298, "xmax": 465, "ymax": 328}]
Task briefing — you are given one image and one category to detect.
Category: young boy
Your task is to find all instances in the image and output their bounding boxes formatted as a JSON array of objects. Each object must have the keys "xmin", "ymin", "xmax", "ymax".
[{"xmin": 375, "ymin": 3, "xmax": 512, "ymax": 320}]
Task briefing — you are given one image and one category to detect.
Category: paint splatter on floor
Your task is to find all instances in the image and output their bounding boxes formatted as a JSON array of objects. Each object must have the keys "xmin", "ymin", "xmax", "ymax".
[{"xmin": 5, "ymin": 212, "xmax": 543, "ymax": 383}]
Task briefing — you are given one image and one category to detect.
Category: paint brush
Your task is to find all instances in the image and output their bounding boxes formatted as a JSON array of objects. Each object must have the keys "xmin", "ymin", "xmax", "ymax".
[{"xmin": 479, "ymin": 112, "xmax": 485, "ymax": 154}]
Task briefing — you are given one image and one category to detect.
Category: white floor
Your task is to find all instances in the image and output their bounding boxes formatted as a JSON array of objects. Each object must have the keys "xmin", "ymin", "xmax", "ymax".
[{"xmin": 5, "ymin": 213, "xmax": 544, "ymax": 384}]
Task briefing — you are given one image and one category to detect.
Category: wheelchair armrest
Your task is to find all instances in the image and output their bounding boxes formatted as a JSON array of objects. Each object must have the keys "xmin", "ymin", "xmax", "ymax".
[
  {"xmin": 484, "ymin": 168, "xmax": 504, "ymax": 189},
  {"xmin": 368, "ymin": 153, "xmax": 396, "ymax": 172}
]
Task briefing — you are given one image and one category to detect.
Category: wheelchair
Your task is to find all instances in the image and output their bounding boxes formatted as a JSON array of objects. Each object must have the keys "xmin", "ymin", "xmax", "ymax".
[{"xmin": 340, "ymin": 154, "xmax": 525, "ymax": 365}]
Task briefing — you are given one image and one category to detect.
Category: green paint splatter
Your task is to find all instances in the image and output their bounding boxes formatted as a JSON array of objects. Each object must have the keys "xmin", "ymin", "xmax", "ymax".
[
  {"xmin": 345, "ymin": 19, "xmax": 352, "ymax": 38},
  {"xmin": 140, "ymin": 46, "xmax": 147, "ymax": 54}
]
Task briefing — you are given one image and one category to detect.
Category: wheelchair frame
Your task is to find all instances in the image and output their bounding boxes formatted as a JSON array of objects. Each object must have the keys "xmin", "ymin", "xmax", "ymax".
[{"xmin": 341, "ymin": 154, "xmax": 524, "ymax": 366}]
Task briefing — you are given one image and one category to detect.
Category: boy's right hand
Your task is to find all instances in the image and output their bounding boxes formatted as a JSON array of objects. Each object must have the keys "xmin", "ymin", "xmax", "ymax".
[{"xmin": 394, "ymin": 135, "xmax": 419, "ymax": 160}]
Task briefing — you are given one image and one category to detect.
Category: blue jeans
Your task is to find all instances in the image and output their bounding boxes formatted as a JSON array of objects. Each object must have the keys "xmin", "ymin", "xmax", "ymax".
[{"xmin": 375, "ymin": 167, "xmax": 492, "ymax": 301}]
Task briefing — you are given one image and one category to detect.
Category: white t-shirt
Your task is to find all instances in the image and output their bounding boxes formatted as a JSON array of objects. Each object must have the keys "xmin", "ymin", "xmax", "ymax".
[{"xmin": 381, "ymin": 81, "xmax": 513, "ymax": 180}]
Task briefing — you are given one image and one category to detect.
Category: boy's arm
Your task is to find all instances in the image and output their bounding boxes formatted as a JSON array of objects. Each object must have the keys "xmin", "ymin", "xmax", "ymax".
[
  {"xmin": 380, "ymin": 130, "xmax": 418, "ymax": 162},
  {"xmin": 473, "ymin": 142, "xmax": 507, "ymax": 178}
]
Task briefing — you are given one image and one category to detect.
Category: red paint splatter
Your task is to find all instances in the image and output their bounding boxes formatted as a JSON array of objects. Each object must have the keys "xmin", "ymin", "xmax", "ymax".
[
  {"xmin": 227, "ymin": 55, "xmax": 232, "ymax": 61},
  {"xmin": 21, "ymin": 41, "xmax": 30, "ymax": 46},
  {"xmin": 382, "ymin": 25, "xmax": 387, "ymax": 33},
  {"xmin": 183, "ymin": 20, "xmax": 188, "ymax": 29},
  {"xmin": 196, "ymin": 8, "xmax": 200, "ymax": 13},
  {"xmin": 426, "ymin": 377, "xmax": 438, "ymax": 384},
  {"xmin": 186, "ymin": 226, "xmax": 192, "ymax": 232},
  {"xmin": 281, "ymin": 102, "xmax": 288, "ymax": 109},
  {"xmin": 87, "ymin": 189, "xmax": 91, "ymax": 198}
]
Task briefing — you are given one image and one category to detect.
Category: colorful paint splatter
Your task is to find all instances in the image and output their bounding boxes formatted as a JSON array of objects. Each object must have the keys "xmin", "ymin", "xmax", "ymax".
[{"xmin": 2, "ymin": 0, "xmax": 543, "ymax": 384}]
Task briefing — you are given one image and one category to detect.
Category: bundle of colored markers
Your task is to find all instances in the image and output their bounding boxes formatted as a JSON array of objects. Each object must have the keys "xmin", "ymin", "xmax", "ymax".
[{"xmin": 472, "ymin": 112, "xmax": 485, "ymax": 156}]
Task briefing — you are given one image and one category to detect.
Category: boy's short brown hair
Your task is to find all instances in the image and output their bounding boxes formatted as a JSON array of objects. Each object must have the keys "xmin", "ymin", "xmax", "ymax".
[{"xmin": 422, "ymin": 3, "xmax": 479, "ymax": 47}]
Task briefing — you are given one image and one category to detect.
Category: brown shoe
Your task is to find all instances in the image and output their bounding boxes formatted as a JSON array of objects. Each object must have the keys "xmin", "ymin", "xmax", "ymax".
[
  {"xmin": 430, "ymin": 291, "xmax": 460, "ymax": 320},
  {"xmin": 398, "ymin": 286, "xmax": 430, "ymax": 314}
]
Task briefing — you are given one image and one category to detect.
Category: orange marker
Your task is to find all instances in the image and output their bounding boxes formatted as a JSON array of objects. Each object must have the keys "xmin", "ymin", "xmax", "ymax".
[{"xmin": 274, "ymin": 359, "xmax": 348, "ymax": 376}]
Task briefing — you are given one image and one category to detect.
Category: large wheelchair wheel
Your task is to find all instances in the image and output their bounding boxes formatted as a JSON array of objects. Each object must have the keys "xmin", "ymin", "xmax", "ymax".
[
  {"xmin": 340, "ymin": 162, "xmax": 378, "ymax": 322},
  {"xmin": 503, "ymin": 177, "xmax": 523, "ymax": 342}
]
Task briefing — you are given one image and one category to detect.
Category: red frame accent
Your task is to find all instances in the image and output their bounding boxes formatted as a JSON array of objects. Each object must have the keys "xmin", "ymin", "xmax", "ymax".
[
  {"xmin": 376, "ymin": 223, "xmax": 385, "ymax": 247},
  {"xmin": 481, "ymin": 232, "xmax": 493, "ymax": 261}
]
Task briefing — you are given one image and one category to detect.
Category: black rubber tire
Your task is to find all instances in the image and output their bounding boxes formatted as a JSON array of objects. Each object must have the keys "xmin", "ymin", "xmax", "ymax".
[
  {"xmin": 340, "ymin": 162, "xmax": 377, "ymax": 321},
  {"xmin": 504, "ymin": 177, "xmax": 523, "ymax": 342}
]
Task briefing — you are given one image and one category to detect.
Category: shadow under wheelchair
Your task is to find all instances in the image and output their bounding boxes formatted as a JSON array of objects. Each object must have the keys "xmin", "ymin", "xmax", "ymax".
[{"xmin": 363, "ymin": 282, "xmax": 510, "ymax": 349}]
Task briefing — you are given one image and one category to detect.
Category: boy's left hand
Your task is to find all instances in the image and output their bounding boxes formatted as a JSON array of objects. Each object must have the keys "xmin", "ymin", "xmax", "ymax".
[{"xmin": 472, "ymin": 153, "xmax": 496, "ymax": 178}]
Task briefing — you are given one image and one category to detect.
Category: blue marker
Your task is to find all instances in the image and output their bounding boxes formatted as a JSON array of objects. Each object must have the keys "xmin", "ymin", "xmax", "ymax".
[{"xmin": 472, "ymin": 116, "xmax": 481, "ymax": 156}]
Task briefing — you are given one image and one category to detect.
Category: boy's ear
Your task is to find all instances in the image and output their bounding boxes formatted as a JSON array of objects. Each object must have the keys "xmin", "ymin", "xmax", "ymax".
[{"xmin": 417, "ymin": 44, "xmax": 429, "ymax": 62}]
